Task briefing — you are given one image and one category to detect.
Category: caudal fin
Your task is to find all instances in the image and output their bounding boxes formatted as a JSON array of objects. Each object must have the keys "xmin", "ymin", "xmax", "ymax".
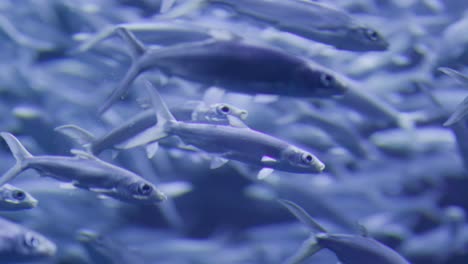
[
  {"xmin": 0, "ymin": 132, "xmax": 32, "ymax": 186},
  {"xmin": 116, "ymin": 80, "xmax": 175, "ymax": 150},
  {"xmin": 98, "ymin": 28, "xmax": 147, "ymax": 115}
]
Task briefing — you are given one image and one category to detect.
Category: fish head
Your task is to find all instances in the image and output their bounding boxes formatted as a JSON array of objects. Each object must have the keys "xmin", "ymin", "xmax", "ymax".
[
  {"xmin": 292, "ymin": 64, "xmax": 348, "ymax": 97},
  {"xmin": 1, "ymin": 185, "xmax": 38, "ymax": 210},
  {"xmin": 118, "ymin": 179, "xmax": 167, "ymax": 204},
  {"xmin": 282, "ymin": 146, "xmax": 325, "ymax": 173},
  {"xmin": 15, "ymin": 231, "xmax": 57, "ymax": 259},
  {"xmin": 343, "ymin": 26, "xmax": 389, "ymax": 51},
  {"xmin": 211, "ymin": 103, "xmax": 249, "ymax": 120}
]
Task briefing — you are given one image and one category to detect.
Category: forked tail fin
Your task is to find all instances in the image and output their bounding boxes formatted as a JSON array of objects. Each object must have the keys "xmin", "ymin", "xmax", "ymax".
[
  {"xmin": 0, "ymin": 132, "xmax": 33, "ymax": 186},
  {"xmin": 98, "ymin": 28, "xmax": 148, "ymax": 115}
]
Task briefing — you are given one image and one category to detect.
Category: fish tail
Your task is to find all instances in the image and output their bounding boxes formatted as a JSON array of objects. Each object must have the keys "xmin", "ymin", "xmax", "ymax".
[
  {"xmin": 115, "ymin": 80, "xmax": 175, "ymax": 150},
  {"xmin": 98, "ymin": 28, "xmax": 147, "ymax": 115},
  {"xmin": 116, "ymin": 27, "xmax": 146, "ymax": 59},
  {"xmin": 54, "ymin": 125, "xmax": 96, "ymax": 154},
  {"xmin": 72, "ymin": 25, "xmax": 118, "ymax": 54},
  {"xmin": 0, "ymin": 132, "xmax": 33, "ymax": 186},
  {"xmin": 283, "ymin": 236, "xmax": 322, "ymax": 264},
  {"xmin": 98, "ymin": 61, "xmax": 142, "ymax": 115}
]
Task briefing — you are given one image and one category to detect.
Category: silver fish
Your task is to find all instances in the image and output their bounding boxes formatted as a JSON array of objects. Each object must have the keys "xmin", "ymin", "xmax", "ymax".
[
  {"xmin": 119, "ymin": 80, "xmax": 325, "ymax": 178},
  {"xmin": 0, "ymin": 216, "xmax": 56, "ymax": 262},
  {"xmin": 56, "ymin": 101, "xmax": 248, "ymax": 157},
  {"xmin": 0, "ymin": 132, "xmax": 166, "ymax": 205},
  {"xmin": 279, "ymin": 199, "xmax": 410, "ymax": 264},
  {"xmin": 159, "ymin": 0, "xmax": 389, "ymax": 51},
  {"xmin": 98, "ymin": 27, "xmax": 348, "ymax": 114}
]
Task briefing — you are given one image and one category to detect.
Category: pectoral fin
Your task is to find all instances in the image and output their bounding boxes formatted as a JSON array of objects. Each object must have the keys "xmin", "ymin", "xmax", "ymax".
[
  {"xmin": 210, "ymin": 157, "xmax": 229, "ymax": 169},
  {"xmin": 257, "ymin": 168, "xmax": 274, "ymax": 180},
  {"xmin": 146, "ymin": 142, "xmax": 160, "ymax": 159}
]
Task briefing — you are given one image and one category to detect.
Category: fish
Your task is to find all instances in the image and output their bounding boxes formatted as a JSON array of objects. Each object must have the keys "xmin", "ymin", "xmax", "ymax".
[
  {"xmin": 118, "ymin": 80, "xmax": 325, "ymax": 178},
  {"xmin": 0, "ymin": 184, "xmax": 38, "ymax": 211},
  {"xmin": 98, "ymin": 27, "xmax": 348, "ymax": 114},
  {"xmin": 56, "ymin": 101, "xmax": 248, "ymax": 157},
  {"xmin": 158, "ymin": 0, "xmax": 389, "ymax": 51},
  {"xmin": 279, "ymin": 199, "xmax": 410, "ymax": 264},
  {"xmin": 0, "ymin": 216, "xmax": 56, "ymax": 262},
  {"xmin": 0, "ymin": 132, "xmax": 167, "ymax": 205}
]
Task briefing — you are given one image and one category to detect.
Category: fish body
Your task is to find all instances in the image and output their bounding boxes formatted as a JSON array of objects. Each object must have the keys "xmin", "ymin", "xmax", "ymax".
[
  {"xmin": 57, "ymin": 102, "xmax": 247, "ymax": 156},
  {"xmin": 120, "ymin": 81, "xmax": 325, "ymax": 174},
  {"xmin": 279, "ymin": 200, "xmax": 410, "ymax": 264},
  {"xmin": 99, "ymin": 28, "xmax": 347, "ymax": 113},
  {"xmin": 0, "ymin": 217, "xmax": 56, "ymax": 262},
  {"xmin": 160, "ymin": 0, "xmax": 389, "ymax": 51},
  {"xmin": 0, "ymin": 132, "xmax": 166, "ymax": 205}
]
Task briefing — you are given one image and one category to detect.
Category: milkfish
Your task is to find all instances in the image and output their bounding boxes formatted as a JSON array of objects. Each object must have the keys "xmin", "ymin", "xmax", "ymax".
[
  {"xmin": 56, "ymin": 101, "xmax": 248, "ymax": 157},
  {"xmin": 118, "ymin": 80, "xmax": 325, "ymax": 179},
  {"xmin": 158, "ymin": 0, "xmax": 389, "ymax": 51},
  {"xmin": 97, "ymin": 27, "xmax": 348, "ymax": 114},
  {"xmin": 0, "ymin": 216, "xmax": 56, "ymax": 263},
  {"xmin": 0, "ymin": 132, "xmax": 167, "ymax": 205},
  {"xmin": 279, "ymin": 199, "xmax": 410, "ymax": 264}
]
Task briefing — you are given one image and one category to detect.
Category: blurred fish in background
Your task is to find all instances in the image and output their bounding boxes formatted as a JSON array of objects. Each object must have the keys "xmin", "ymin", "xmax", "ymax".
[{"xmin": 0, "ymin": 0, "xmax": 467, "ymax": 263}]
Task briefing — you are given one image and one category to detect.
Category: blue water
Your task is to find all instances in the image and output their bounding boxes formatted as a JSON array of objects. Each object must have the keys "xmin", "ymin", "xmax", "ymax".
[{"xmin": 0, "ymin": 0, "xmax": 467, "ymax": 263}]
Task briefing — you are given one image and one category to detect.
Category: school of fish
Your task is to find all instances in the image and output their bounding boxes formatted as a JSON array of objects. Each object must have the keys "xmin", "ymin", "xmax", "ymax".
[{"xmin": 0, "ymin": 0, "xmax": 467, "ymax": 263}]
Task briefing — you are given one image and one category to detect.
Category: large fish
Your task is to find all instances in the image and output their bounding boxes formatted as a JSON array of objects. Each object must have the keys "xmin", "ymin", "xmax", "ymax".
[
  {"xmin": 118, "ymin": 80, "xmax": 325, "ymax": 178},
  {"xmin": 158, "ymin": 0, "xmax": 389, "ymax": 51},
  {"xmin": 98, "ymin": 27, "xmax": 348, "ymax": 114}
]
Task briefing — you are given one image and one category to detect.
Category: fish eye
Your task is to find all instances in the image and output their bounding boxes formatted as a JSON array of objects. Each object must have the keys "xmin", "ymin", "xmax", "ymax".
[
  {"xmin": 23, "ymin": 233, "xmax": 40, "ymax": 248},
  {"xmin": 12, "ymin": 190, "xmax": 26, "ymax": 201},
  {"xmin": 365, "ymin": 29, "xmax": 379, "ymax": 41},
  {"xmin": 217, "ymin": 104, "xmax": 231, "ymax": 114},
  {"xmin": 320, "ymin": 73, "xmax": 334, "ymax": 87},
  {"xmin": 137, "ymin": 183, "xmax": 153, "ymax": 196},
  {"xmin": 301, "ymin": 153, "xmax": 313, "ymax": 164}
]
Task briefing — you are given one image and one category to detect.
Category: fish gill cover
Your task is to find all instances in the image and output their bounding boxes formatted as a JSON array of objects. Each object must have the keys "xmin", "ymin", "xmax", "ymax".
[{"xmin": 0, "ymin": 0, "xmax": 467, "ymax": 263}]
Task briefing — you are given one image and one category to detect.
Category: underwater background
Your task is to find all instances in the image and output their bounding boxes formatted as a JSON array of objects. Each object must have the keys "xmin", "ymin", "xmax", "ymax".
[{"xmin": 0, "ymin": 0, "xmax": 468, "ymax": 263}]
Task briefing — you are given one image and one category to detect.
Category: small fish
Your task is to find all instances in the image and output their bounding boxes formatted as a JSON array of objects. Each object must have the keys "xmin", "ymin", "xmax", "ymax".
[
  {"xmin": 118, "ymin": 80, "xmax": 325, "ymax": 178},
  {"xmin": 279, "ymin": 199, "xmax": 410, "ymax": 264},
  {"xmin": 0, "ymin": 184, "xmax": 38, "ymax": 211},
  {"xmin": 56, "ymin": 101, "xmax": 248, "ymax": 157},
  {"xmin": 0, "ymin": 216, "xmax": 56, "ymax": 262},
  {"xmin": 159, "ymin": 0, "xmax": 389, "ymax": 51},
  {"xmin": 98, "ymin": 27, "xmax": 348, "ymax": 114},
  {"xmin": 0, "ymin": 132, "xmax": 166, "ymax": 205}
]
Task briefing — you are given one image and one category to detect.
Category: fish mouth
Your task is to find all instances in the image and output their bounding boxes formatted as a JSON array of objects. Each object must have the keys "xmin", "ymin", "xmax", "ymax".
[
  {"xmin": 238, "ymin": 111, "xmax": 248, "ymax": 120},
  {"xmin": 41, "ymin": 242, "xmax": 57, "ymax": 257},
  {"xmin": 314, "ymin": 160, "xmax": 326, "ymax": 172},
  {"xmin": 29, "ymin": 199, "xmax": 39, "ymax": 208}
]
